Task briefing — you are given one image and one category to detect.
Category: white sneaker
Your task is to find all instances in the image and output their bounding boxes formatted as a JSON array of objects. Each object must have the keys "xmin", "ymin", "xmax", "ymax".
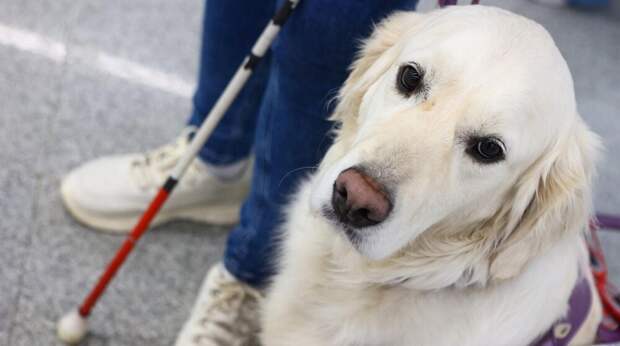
[
  {"xmin": 61, "ymin": 128, "xmax": 250, "ymax": 233},
  {"xmin": 175, "ymin": 263, "xmax": 263, "ymax": 346}
]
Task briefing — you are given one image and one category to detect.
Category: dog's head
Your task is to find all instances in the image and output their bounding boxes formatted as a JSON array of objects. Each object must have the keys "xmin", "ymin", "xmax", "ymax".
[{"xmin": 310, "ymin": 6, "xmax": 600, "ymax": 288}]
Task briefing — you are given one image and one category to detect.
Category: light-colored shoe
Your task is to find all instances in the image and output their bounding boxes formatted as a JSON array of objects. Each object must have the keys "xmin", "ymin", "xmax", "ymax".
[
  {"xmin": 61, "ymin": 128, "xmax": 250, "ymax": 233},
  {"xmin": 174, "ymin": 263, "xmax": 263, "ymax": 346}
]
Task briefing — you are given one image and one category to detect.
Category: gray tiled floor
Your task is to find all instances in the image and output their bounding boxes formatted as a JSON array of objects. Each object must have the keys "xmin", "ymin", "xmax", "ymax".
[{"xmin": 0, "ymin": 1, "xmax": 618, "ymax": 345}]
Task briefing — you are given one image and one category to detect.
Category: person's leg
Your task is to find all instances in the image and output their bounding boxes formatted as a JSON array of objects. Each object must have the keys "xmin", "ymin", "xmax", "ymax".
[
  {"xmin": 175, "ymin": 2, "xmax": 421, "ymax": 345},
  {"xmin": 188, "ymin": 0, "xmax": 276, "ymax": 167},
  {"xmin": 224, "ymin": 0, "xmax": 419, "ymax": 287}
]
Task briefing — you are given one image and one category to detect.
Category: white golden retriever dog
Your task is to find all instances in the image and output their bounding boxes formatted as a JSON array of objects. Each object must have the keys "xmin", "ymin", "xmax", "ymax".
[{"xmin": 262, "ymin": 5, "xmax": 602, "ymax": 346}]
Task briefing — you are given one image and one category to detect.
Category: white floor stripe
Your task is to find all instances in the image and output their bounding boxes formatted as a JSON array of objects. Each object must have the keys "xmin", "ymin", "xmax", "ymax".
[
  {"xmin": 94, "ymin": 52, "xmax": 194, "ymax": 98},
  {"xmin": 0, "ymin": 23, "xmax": 66, "ymax": 62},
  {"xmin": 0, "ymin": 22, "xmax": 194, "ymax": 98}
]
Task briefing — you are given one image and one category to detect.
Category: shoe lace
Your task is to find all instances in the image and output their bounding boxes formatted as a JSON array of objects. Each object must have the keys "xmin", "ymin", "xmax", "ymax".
[
  {"xmin": 192, "ymin": 270, "xmax": 263, "ymax": 346},
  {"xmin": 130, "ymin": 127, "xmax": 202, "ymax": 190}
]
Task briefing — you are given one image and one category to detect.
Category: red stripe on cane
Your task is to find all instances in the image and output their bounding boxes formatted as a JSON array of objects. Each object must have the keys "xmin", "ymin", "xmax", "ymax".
[{"xmin": 78, "ymin": 187, "xmax": 171, "ymax": 317}]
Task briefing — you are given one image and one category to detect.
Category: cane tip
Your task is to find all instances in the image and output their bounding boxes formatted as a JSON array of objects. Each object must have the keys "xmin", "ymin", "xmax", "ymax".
[{"xmin": 57, "ymin": 310, "xmax": 88, "ymax": 344}]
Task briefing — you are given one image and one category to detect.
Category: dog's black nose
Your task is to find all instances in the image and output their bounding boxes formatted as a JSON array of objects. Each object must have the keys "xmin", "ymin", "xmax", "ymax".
[{"xmin": 331, "ymin": 168, "xmax": 391, "ymax": 228}]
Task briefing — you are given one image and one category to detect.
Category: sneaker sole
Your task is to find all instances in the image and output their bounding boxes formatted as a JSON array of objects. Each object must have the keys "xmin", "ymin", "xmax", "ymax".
[{"xmin": 60, "ymin": 180, "xmax": 241, "ymax": 234}]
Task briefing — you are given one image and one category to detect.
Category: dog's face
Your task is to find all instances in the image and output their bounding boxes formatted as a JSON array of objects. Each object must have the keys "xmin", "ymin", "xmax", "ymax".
[{"xmin": 310, "ymin": 6, "xmax": 599, "ymax": 269}]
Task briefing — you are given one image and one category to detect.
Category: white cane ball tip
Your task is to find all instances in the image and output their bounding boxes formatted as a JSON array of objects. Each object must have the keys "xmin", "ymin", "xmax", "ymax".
[{"xmin": 57, "ymin": 310, "xmax": 88, "ymax": 344}]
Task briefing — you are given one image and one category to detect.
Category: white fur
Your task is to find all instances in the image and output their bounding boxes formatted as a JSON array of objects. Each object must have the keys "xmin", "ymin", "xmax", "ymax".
[{"xmin": 262, "ymin": 6, "xmax": 602, "ymax": 346}]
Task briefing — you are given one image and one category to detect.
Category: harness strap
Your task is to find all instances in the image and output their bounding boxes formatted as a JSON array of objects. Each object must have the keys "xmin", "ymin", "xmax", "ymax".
[
  {"xmin": 530, "ymin": 274, "xmax": 592, "ymax": 346},
  {"xmin": 597, "ymin": 317, "xmax": 620, "ymax": 344},
  {"xmin": 530, "ymin": 219, "xmax": 620, "ymax": 345}
]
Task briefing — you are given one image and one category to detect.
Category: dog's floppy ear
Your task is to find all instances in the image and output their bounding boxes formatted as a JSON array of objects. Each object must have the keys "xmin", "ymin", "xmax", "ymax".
[
  {"xmin": 490, "ymin": 117, "xmax": 601, "ymax": 280},
  {"xmin": 331, "ymin": 12, "xmax": 422, "ymax": 134}
]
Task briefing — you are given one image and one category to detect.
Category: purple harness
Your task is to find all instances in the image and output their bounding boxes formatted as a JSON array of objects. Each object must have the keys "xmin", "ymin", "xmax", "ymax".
[{"xmin": 530, "ymin": 273, "xmax": 620, "ymax": 346}]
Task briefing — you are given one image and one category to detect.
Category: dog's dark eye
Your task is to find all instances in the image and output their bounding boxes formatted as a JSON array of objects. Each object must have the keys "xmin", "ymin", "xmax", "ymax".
[
  {"xmin": 466, "ymin": 137, "xmax": 506, "ymax": 164},
  {"xmin": 396, "ymin": 64, "xmax": 423, "ymax": 96}
]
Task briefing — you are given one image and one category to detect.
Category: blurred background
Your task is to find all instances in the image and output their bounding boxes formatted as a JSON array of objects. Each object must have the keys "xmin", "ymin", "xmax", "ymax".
[{"xmin": 0, "ymin": 0, "xmax": 618, "ymax": 345}]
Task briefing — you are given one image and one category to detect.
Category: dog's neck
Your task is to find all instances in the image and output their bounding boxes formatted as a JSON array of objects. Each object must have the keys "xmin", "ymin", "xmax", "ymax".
[{"xmin": 308, "ymin": 219, "xmax": 584, "ymax": 345}]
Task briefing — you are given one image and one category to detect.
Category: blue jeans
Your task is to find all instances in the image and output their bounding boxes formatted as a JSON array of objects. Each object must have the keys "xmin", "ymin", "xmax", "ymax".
[{"xmin": 188, "ymin": 0, "xmax": 418, "ymax": 287}]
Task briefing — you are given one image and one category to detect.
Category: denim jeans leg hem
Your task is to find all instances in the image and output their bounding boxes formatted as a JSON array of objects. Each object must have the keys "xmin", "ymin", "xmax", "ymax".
[
  {"xmin": 223, "ymin": 252, "xmax": 261, "ymax": 286},
  {"xmin": 198, "ymin": 147, "xmax": 251, "ymax": 166}
]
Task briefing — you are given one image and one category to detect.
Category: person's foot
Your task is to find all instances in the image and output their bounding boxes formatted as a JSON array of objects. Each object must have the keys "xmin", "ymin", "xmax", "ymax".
[
  {"xmin": 174, "ymin": 263, "xmax": 262, "ymax": 346},
  {"xmin": 61, "ymin": 127, "xmax": 250, "ymax": 233}
]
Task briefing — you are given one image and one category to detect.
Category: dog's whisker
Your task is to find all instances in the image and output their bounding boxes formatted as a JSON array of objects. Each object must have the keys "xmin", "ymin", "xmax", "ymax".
[{"xmin": 277, "ymin": 166, "xmax": 318, "ymax": 188}]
